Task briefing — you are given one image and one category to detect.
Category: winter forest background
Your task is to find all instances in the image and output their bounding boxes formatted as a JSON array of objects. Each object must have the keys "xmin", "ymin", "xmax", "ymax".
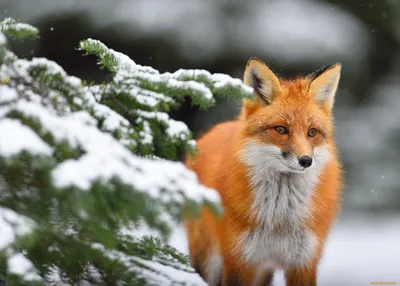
[{"xmin": 0, "ymin": 0, "xmax": 400, "ymax": 285}]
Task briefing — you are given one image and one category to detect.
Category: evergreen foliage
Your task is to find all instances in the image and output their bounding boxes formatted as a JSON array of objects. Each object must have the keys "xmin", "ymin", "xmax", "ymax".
[{"xmin": 0, "ymin": 18, "xmax": 252, "ymax": 285}]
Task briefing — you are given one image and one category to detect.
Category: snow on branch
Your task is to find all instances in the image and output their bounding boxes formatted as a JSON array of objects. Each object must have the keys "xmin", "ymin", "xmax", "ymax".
[
  {"xmin": 0, "ymin": 56, "xmax": 220, "ymax": 229},
  {"xmin": 0, "ymin": 17, "xmax": 39, "ymax": 40},
  {"xmin": 78, "ymin": 38, "xmax": 158, "ymax": 74},
  {"xmin": 79, "ymin": 38, "xmax": 254, "ymax": 107},
  {"xmin": 79, "ymin": 38, "xmax": 254, "ymax": 158}
]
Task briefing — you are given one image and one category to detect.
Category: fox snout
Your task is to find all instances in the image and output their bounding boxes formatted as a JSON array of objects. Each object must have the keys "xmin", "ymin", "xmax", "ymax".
[
  {"xmin": 281, "ymin": 148, "xmax": 314, "ymax": 170},
  {"xmin": 298, "ymin": 155, "xmax": 313, "ymax": 168}
]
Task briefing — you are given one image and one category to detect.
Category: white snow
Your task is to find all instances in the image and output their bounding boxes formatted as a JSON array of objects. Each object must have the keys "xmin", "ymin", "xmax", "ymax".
[
  {"xmin": 83, "ymin": 87, "xmax": 137, "ymax": 146},
  {"xmin": 0, "ymin": 118, "xmax": 52, "ymax": 156},
  {"xmin": 120, "ymin": 220, "xmax": 162, "ymax": 239},
  {"xmin": 0, "ymin": 85, "xmax": 18, "ymax": 102},
  {"xmin": 1, "ymin": 57, "xmax": 68, "ymax": 85},
  {"xmin": 120, "ymin": 70, "xmax": 214, "ymax": 102},
  {"xmin": 0, "ymin": 32, "xmax": 6, "ymax": 45},
  {"xmin": 0, "ymin": 17, "xmax": 38, "ymax": 35},
  {"xmin": 212, "ymin": 73, "xmax": 254, "ymax": 96},
  {"xmin": 171, "ymin": 80, "xmax": 209, "ymax": 101},
  {"xmin": 133, "ymin": 87, "xmax": 173, "ymax": 105},
  {"xmin": 0, "ymin": 207, "xmax": 40, "ymax": 282},
  {"xmin": 187, "ymin": 139, "xmax": 196, "ymax": 149},
  {"xmin": 4, "ymin": 48, "xmax": 15, "ymax": 59},
  {"xmin": 45, "ymin": 266, "xmax": 70, "ymax": 286},
  {"xmin": 81, "ymin": 38, "xmax": 136, "ymax": 69},
  {"xmin": 0, "ymin": 207, "xmax": 35, "ymax": 250},
  {"xmin": 8, "ymin": 253, "xmax": 42, "ymax": 281},
  {"xmin": 168, "ymin": 69, "xmax": 254, "ymax": 98},
  {"xmin": 29, "ymin": 57, "xmax": 66, "ymax": 75},
  {"xmin": 127, "ymin": 86, "xmax": 175, "ymax": 109},
  {"xmin": 138, "ymin": 119, "xmax": 153, "ymax": 145},
  {"xmin": 83, "ymin": 264, "xmax": 102, "ymax": 284},
  {"xmin": 135, "ymin": 93, "xmax": 159, "ymax": 107},
  {"xmin": 136, "ymin": 110, "xmax": 191, "ymax": 141},
  {"xmin": 166, "ymin": 120, "xmax": 189, "ymax": 140},
  {"xmin": 315, "ymin": 214, "xmax": 400, "ymax": 285}
]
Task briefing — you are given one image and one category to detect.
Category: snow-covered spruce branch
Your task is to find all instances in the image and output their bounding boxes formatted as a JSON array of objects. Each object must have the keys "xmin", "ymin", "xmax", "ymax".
[
  {"xmin": 0, "ymin": 17, "xmax": 39, "ymax": 40},
  {"xmin": 0, "ymin": 18, "xmax": 251, "ymax": 285},
  {"xmin": 78, "ymin": 38, "xmax": 254, "ymax": 107},
  {"xmin": 78, "ymin": 39, "xmax": 253, "ymax": 159}
]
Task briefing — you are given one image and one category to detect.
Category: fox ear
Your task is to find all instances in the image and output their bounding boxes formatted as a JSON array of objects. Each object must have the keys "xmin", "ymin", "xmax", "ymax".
[
  {"xmin": 308, "ymin": 63, "xmax": 341, "ymax": 113},
  {"xmin": 244, "ymin": 57, "xmax": 281, "ymax": 105}
]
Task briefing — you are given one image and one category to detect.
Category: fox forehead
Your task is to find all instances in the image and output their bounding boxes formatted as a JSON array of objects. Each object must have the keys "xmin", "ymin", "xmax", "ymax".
[
  {"xmin": 244, "ymin": 98, "xmax": 333, "ymax": 142},
  {"xmin": 276, "ymin": 76, "xmax": 331, "ymax": 110},
  {"xmin": 279, "ymin": 77, "xmax": 311, "ymax": 98},
  {"xmin": 249, "ymin": 92, "xmax": 332, "ymax": 130}
]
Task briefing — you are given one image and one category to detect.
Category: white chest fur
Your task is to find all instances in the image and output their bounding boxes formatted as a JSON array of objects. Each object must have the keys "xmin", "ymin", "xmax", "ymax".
[{"xmin": 237, "ymin": 141, "xmax": 330, "ymax": 269}]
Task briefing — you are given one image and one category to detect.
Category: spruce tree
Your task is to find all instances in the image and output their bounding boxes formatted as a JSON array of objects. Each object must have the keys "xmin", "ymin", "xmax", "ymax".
[{"xmin": 0, "ymin": 18, "xmax": 253, "ymax": 285}]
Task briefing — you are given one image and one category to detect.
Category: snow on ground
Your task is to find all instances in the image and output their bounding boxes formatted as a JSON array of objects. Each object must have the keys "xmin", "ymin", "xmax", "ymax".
[{"xmin": 169, "ymin": 213, "xmax": 400, "ymax": 286}]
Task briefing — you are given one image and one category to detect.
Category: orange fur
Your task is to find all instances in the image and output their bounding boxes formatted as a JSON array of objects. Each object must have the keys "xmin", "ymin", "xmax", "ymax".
[{"xmin": 184, "ymin": 58, "xmax": 343, "ymax": 286}]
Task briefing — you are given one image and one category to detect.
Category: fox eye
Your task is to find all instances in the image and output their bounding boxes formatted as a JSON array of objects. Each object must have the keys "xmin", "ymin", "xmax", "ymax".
[
  {"xmin": 274, "ymin": 126, "xmax": 288, "ymax": 135},
  {"xmin": 308, "ymin": 128, "xmax": 317, "ymax": 137}
]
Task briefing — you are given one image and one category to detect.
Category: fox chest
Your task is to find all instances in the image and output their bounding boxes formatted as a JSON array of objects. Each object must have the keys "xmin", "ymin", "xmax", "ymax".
[
  {"xmin": 237, "ymin": 222, "xmax": 317, "ymax": 269},
  {"xmin": 236, "ymin": 173, "xmax": 319, "ymax": 268}
]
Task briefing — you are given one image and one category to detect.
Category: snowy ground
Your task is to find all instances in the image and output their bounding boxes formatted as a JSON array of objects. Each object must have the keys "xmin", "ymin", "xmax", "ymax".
[{"xmin": 169, "ymin": 212, "xmax": 400, "ymax": 286}]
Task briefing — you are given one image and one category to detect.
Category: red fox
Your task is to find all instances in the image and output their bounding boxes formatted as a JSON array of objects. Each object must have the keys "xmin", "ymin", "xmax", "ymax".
[{"xmin": 184, "ymin": 58, "xmax": 343, "ymax": 286}]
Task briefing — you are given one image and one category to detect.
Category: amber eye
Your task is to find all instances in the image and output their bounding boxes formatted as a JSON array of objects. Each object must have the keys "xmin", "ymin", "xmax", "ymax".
[
  {"xmin": 274, "ymin": 126, "xmax": 288, "ymax": 135},
  {"xmin": 308, "ymin": 128, "xmax": 317, "ymax": 137}
]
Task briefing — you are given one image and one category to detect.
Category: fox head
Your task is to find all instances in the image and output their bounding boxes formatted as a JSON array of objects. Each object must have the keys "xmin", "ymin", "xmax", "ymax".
[{"xmin": 239, "ymin": 57, "xmax": 341, "ymax": 174}]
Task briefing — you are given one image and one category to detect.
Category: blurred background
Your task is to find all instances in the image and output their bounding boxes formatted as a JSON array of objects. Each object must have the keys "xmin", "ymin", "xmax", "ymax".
[{"xmin": 1, "ymin": 0, "xmax": 399, "ymax": 285}]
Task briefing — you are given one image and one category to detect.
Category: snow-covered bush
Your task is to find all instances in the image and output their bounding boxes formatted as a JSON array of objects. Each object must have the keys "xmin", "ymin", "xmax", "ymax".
[{"xmin": 0, "ymin": 18, "xmax": 253, "ymax": 285}]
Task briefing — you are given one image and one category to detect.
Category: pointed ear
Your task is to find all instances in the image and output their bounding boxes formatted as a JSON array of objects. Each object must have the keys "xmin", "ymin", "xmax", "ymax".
[
  {"xmin": 244, "ymin": 57, "xmax": 282, "ymax": 105},
  {"xmin": 308, "ymin": 63, "xmax": 341, "ymax": 113}
]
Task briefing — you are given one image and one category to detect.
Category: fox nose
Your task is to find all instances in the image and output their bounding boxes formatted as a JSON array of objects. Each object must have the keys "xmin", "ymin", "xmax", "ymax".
[{"xmin": 298, "ymin": 156, "xmax": 313, "ymax": 168}]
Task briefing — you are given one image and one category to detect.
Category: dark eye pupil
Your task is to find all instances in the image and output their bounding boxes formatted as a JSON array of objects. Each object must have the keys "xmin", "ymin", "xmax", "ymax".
[
  {"xmin": 309, "ymin": 128, "xmax": 316, "ymax": 137},
  {"xmin": 275, "ymin": 126, "xmax": 287, "ymax": 134}
]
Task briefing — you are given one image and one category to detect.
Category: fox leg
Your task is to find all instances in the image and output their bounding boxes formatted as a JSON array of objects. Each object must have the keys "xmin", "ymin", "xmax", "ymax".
[
  {"xmin": 220, "ymin": 261, "xmax": 259, "ymax": 286},
  {"xmin": 284, "ymin": 263, "xmax": 318, "ymax": 286},
  {"xmin": 256, "ymin": 270, "xmax": 274, "ymax": 286},
  {"xmin": 221, "ymin": 270, "xmax": 242, "ymax": 286}
]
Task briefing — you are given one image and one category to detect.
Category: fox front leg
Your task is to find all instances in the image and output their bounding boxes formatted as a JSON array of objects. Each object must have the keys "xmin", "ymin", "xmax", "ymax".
[{"xmin": 284, "ymin": 263, "xmax": 318, "ymax": 286}]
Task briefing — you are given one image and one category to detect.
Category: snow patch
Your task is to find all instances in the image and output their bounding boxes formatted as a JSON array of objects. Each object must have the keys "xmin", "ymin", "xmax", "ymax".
[
  {"xmin": 0, "ymin": 118, "xmax": 52, "ymax": 156},
  {"xmin": 137, "ymin": 110, "xmax": 191, "ymax": 141},
  {"xmin": 8, "ymin": 253, "xmax": 42, "ymax": 281},
  {"xmin": 0, "ymin": 207, "xmax": 35, "ymax": 249},
  {"xmin": 0, "ymin": 85, "xmax": 18, "ymax": 102},
  {"xmin": 0, "ymin": 32, "xmax": 6, "ymax": 45}
]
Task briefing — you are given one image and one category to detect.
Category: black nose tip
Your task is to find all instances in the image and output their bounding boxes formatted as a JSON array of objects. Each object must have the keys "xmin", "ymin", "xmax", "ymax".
[{"xmin": 298, "ymin": 156, "xmax": 313, "ymax": 168}]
